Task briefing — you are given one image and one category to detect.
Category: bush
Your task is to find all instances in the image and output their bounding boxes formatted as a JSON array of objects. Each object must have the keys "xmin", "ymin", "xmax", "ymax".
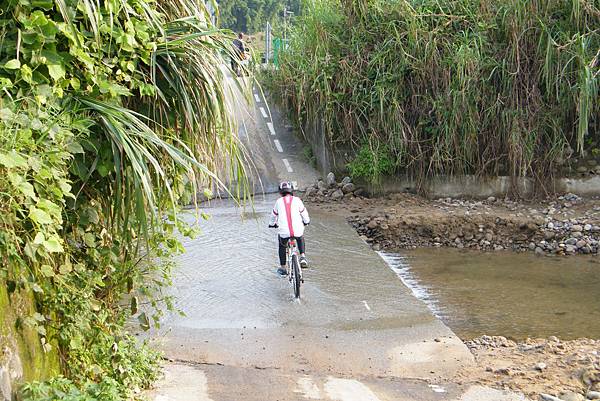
[{"xmin": 347, "ymin": 143, "xmax": 394, "ymax": 183}]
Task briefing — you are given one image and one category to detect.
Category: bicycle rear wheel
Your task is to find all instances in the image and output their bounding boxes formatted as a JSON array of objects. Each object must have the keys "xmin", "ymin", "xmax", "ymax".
[{"xmin": 291, "ymin": 254, "xmax": 301, "ymax": 298}]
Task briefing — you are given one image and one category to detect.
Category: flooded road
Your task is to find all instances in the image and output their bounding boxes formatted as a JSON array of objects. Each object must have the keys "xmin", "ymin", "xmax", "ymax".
[{"xmin": 381, "ymin": 249, "xmax": 600, "ymax": 340}]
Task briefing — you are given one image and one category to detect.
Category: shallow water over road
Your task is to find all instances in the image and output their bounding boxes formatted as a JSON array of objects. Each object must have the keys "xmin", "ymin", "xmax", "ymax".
[{"xmin": 381, "ymin": 249, "xmax": 600, "ymax": 340}]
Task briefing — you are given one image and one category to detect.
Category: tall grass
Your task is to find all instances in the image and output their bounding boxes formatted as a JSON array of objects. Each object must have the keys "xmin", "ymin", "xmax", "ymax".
[{"xmin": 268, "ymin": 0, "xmax": 599, "ymax": 195}]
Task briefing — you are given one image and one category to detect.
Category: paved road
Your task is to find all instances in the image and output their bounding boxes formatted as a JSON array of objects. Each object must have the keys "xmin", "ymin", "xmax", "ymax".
[{"xmin": 147, "ymin": 74, "xmax": 528, "ymax": 401}]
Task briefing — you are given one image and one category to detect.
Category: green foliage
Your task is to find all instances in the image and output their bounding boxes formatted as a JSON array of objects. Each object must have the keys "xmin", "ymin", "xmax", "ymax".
[
  {"xmin": 218, "ymin": 0, "xmax": 301, "ymax": 33},
  {"xmin": 267, "ymin": 0, "xmax": 599, "ymax": 190},
  {"xmin": 347, "ymin": 143, "xmax": 394, "ymax": 183},
  {"xmin": 0, "ymin": 0, "xmax": 246, "ymax": 398}
]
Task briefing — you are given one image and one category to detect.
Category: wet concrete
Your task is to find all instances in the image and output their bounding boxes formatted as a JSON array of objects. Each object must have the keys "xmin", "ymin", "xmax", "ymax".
[
  {"xmin": 382, "ymin": 248, "xmax": 600, "ymax": 340},
  {"xmin": 152, "ymin": 197, "xmax": 473, "ymax": 380}
]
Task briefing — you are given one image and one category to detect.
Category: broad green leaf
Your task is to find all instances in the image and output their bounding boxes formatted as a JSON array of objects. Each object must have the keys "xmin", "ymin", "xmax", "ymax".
[
  {"xmin": 40, "ymin": 264, "xmax": 55, "ymax": 277},
  {"xmin": 18, "ymin": 181, "xmax": 37, "ymax": 200},
  {"xmin": 29, "ymin": 207, "xmax": 53, "ymax": 225},
  {"xmin": 21, "ymin": 65, "xmax": 33, "ymax": 84},
  {"xmin": 43, "ymin": 236, "xmax": 64, "ymax": 253},
  {"xmin": 4, "ymin": 59, "xmax": 21, "ymax": 69},
  {"xmin": 59, "ymin": 263, "xmax": 72, "ymax": 275},
  {"xmin": 47, "ymin": 64, "xmax": 66, "ymax": 81},
  {"xmin": 83, "ymin": 232, "xmax": 96, "ymax": 247},
  {"xmin": 70, "ymin": 77, "xmax": 80, "ymax": 90},
  {"xmin": 0, "ymin": 78, "xmax": 13, "ymax": 89},
  {"xmin": 33, "ymin": 232, "xmax": 45, "ymax": 244},
  {"xmin": 66, "ymin": 140, "xmax": 84, "ymax": 153},
  {"xmin": 0, "ymin": 150, "xmax": 28, "ymax": 168}
]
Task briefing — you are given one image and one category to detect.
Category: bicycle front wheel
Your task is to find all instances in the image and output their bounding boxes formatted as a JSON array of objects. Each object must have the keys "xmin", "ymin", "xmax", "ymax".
[{"xmin": 292, "ymin": 254, "xmax": 301, "ymax": 298}]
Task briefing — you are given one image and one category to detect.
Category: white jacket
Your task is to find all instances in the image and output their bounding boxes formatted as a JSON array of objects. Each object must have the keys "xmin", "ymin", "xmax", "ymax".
[{"xmin": 270, "ymin": 195, "xmax": 310, "ymax": 238}]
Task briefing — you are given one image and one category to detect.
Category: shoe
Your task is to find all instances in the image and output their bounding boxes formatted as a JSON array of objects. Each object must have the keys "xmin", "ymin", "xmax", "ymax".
[
  {"xmin": 299, "ymin": 256, "xmax": 309, "ymax": 268},
  {"xmin": 277, "ymin": 267, "xmax": 288, "ymax": 276}
]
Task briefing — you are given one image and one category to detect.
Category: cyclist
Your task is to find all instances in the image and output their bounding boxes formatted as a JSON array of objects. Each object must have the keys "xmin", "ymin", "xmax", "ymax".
[
  {"xmin": 231, "ymin": 32, "xmax": 245, "ymax": 76},
  {"xmin": 269, "ymin": 182, "xmax": 310, "ymax": 275}
]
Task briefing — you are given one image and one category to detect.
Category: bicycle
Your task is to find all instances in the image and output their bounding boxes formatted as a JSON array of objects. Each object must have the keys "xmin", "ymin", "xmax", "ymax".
[{"xmin": 285, "ymin": 237, "xmax": 303, "ymax": 299}]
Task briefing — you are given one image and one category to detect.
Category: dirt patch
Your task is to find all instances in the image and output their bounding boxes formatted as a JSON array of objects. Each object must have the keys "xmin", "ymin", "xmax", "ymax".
[
  {"xmin": 303, "ymin": 178, "xmax": 600, "ymax": 257},
  {"xmin": 454, "ymin": 336, "xmax": 600, "ymax": 401}
]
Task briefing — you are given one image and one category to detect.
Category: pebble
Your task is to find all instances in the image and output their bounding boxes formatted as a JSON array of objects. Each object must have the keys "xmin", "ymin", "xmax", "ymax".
[
  {"xmin": 560, "ymin": 392, "xmax": 585, "ymax": 401},
  {"xmin": 540, "ymin": 394, "xmax": 563, "ymax": 401},
  {"xmin": 587, "ymin": 391, "xmax": 600, "ymax": 400},
  {"xmin": 535, "ymin": 362, "xmax": 547, "ymax": 371}
]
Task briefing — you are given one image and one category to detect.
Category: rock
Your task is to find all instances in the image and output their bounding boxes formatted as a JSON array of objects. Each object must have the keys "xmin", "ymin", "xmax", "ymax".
[
  {"xmin": 341, "ymin": 176, "xmax": 352, "ymax": 185},
  {"xmin": 367, "ymin": 219, "xmax": 378, "ymax": 229},
  {"xmin": 587, "ymin": 391, "xmax": 600, "ymax": 400},
  {"xmin": 535, "ymin": 247, "xmax": 545, "ymax": 255},
  {"xmin": 576, "ymin": 240, "xmax": 587, "ymax": 249},
  {"xmin": 353, "ymin": 188, "xmax": 365, "ymax": 197},
  {"xmin": 565, "ymin": 238, "xmax": 578, "ymax": 245},
  {"xmin": 544, "ymin": 231, "xmax": 555, "ymax": 240},
  {"xmin": 326, "ymin": 172, "xmax": 336, "ymax": 187},
  {"xmin": 317, "ymin": 180, "xmax": 327, "ymax": 191},
  {"xmin": 304, "ymin": 187, "xmax": 314, "ymax": 198},
  {"xmin": 485, "ymin": 233, "xmax": 493, "ymax": 241},
  {"xmin": 566, "ymin": 245, "xmax": 576, "ymax": 253},
  {"xmin": 535, "ymin": 362, "xmax": 547, "ymax": 371},
  {"xmin": 572, "ymin": 224, "xmax": 583, "ymax": 232},
  {"xmin": 584, "ymin": 224, "xmax": 592, "ymax": 231},
  {"xmin": 540, "ymin": 394, "xmax": 563, "ymax": 401},
  {"xmin": 341, "ymin": 183, "xmax": 356, "ymax": 194},
  {"xmin": 559, "ymin": 392, "xmax": 585, "ymax": 401},
  {"xmin": 331, "ymin": 189, "xmax": 344, "ymax": 200},
  {"xmin": 487, "ymin": 196, "xmax": 496, "ymax": 203},
  {"xmin": 577, "ymin": 165, "xmax": 588, "ymax": 173}
]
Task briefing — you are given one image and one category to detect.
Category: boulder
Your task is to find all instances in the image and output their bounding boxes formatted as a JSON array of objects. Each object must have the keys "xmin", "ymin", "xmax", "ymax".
[
  {"xmin": 331, "ymin": 189, "xmax": 344, "ymax": 200},
  {"xmin": 341, "ymin": 176, "xmax": 352, "ymax": 185},
  {"xmin": 317, "ymin": 180, "xmax": 327, "ymax": 191},
  {"xmin": 342, "ymin": 183, "xmax": 356, "ymax": 194},
  {"xmin": 326, "ymin": 172, "xmax": 336, "ymax": 187}
]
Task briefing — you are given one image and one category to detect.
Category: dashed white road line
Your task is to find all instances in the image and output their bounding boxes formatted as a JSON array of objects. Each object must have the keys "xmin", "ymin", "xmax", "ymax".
[
  {"xmin": 254, "ymin": 93, "xmax": 261, "ymax": 102},
  {"xmin": 274, "ymin": 139, "xmax": 283, "ymax": 153},
  {"xmin": 362, "ymin": 301, "xmax": 371, "ymax": 311},
  {"xmin": 267, "ymin": 122, "xmax": 276, "ymax": 136},
  {"xmin": 282, "ymin": 159, "xmax": 293, "ymax": 173},
  {"xmin": 259, "ymin": 107, "xmax": 268, "ymax": 118}
]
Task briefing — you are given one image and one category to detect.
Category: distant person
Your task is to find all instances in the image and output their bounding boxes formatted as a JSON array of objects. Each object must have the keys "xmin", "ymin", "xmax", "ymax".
[
  {"xmin": 231, "ymin": 32, "xmax": 246, "ymax": 75},
  {"xmin": 268, "ymin": 181, "xmax": 310, "ymax": 275}
]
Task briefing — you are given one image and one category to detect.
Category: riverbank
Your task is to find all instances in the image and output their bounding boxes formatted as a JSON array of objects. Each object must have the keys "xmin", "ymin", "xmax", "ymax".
[
  {"xmin": 303, "ymin": 176, "xmax": 600, "ymax": 257},
  {"xmin": 456, "ymin": 336, "xmax": 600, "ymax": 401}
]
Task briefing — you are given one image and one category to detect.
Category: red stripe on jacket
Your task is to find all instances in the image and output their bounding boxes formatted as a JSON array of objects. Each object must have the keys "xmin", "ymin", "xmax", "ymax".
[{"xmin": 284, "ymin": 195, "xmax": 295, "ymax": 237}]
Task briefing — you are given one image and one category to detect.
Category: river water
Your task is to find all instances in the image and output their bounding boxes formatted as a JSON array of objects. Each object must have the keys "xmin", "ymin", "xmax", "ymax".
[{"xmin": 380, "ymin": 249, "xmax": 600, "ymax": 340}]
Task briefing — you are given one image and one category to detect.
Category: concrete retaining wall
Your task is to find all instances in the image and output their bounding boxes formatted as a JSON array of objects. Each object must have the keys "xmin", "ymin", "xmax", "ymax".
[{"xmin": 301, "ymin": 116, "xmax": 600, "ymax": 198}]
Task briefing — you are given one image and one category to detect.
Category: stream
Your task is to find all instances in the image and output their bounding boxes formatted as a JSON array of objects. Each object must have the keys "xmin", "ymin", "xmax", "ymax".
[{"xmin": 380, "ymin": 248, "xmax": 600, "ymax": 340}]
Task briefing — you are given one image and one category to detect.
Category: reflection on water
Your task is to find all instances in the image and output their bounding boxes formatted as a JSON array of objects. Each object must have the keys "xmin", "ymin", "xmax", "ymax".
[{"xmin": 380, "ymin": 248, "xmax": 600, "ymax": 340}]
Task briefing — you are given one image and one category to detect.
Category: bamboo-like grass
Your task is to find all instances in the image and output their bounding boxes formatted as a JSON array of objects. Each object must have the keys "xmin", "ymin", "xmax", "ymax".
[{"xmin": 269, "ymin": 0, "xmax": 599, "ymax": 195}]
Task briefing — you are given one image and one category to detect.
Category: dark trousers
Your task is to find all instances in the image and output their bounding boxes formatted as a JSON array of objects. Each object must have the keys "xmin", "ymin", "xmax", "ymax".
[{"xmin": 278, "ymin": 236, "xmax": 305, "ymax": 266}]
